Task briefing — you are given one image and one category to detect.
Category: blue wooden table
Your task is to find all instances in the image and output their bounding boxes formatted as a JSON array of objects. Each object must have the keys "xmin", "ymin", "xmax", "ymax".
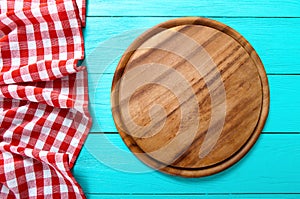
[{"xmin": 72, "ymin": 1, "xmax": 300, "ymax": 198}]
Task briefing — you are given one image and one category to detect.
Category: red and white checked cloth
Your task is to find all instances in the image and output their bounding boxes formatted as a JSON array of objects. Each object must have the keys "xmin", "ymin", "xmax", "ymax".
[
  {"xmin": 0, "ymin": 0, "xmax": 86, "ymax": 27},
  {"xmin": 0, "ymin": 0, "xmax": 91, "ymax": 198}
]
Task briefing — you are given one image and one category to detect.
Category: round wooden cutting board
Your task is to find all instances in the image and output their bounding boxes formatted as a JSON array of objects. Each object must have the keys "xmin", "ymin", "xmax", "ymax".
[{"xmin": 111, "ymin": 17, "xmax": 269, "ymax": 177}]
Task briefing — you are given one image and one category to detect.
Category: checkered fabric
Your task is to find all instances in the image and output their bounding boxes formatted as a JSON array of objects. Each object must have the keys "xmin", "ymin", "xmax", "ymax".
[
  {"xmin": 0, "ymin": 0, "xmax": 86, "ymax": 27},
  {"xmin": 0, "ymin": 0, "xmax": 91, "ymax": 198}
]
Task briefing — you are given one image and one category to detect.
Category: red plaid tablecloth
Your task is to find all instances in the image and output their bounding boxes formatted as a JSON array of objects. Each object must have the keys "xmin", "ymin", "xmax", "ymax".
[
  {"xmin": 0, "ymin": 0, "xmax": 86, "ymax": 27},
  {"xmin": 0, "ymin": 0, "xmax": 91, "ymax": 198}
]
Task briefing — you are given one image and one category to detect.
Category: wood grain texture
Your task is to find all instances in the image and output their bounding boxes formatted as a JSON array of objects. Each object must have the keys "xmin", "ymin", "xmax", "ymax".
[
  {"xmin": 88, "ymin": 75, "xmax": 299, "ymax": 133},
  {"xmin": 110, "ymin": 18, "xmax": 269, "ymax": 177},
  {"xmin": 83, "ymin": 17, "xmax": 300, "ymax": 74},
  {"xmin": 87, "ymin": 0, "xmax": 300, "ymax": 17},
  {"xmin": 72, "ymin": 134, "xmax": 300, "ymax": 194}
]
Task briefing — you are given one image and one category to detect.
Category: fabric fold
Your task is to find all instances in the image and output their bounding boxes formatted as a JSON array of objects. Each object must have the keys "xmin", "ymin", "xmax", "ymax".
[
  {"xmin": 0, "ymin": 0, "xmax": 91, "ymax": 198},
  {"xmin": 0, "ymin": 59, "xmax": 83, "ymax": 85}
]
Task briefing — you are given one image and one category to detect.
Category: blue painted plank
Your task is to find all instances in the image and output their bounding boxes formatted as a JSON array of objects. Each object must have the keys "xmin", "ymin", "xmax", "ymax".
[
  {"xmin": 81, "ymin": 0, "xmax": 300, "ymax": 197},
  {"xmin": 87, "ymin": 74, "xmax": 300, "ymax": 133},
  {"xmin": 86, "ymin": 194, "xmax": 300, "ymax": 199},
  {"xmin": 86, "ymin": 0, "xmax": 300, "ymax": 17},
  {"xmin": 83, "ymin": 17, "xmax": 300, "ymax": 74},
  {"xmin": 73, "ymin": 134, "xmax": 300, "ymax": 194}
]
